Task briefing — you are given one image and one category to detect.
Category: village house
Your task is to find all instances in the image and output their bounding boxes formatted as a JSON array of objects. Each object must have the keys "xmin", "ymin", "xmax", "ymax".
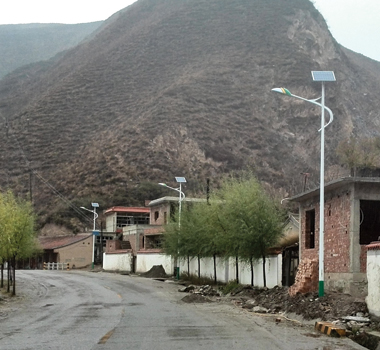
[
  {"xmin": 38, "ymin": 234, "xmax": 93, "ymax": 269},
  {"xmin": 289, "ymin": 173, "xmax": 380, "ymax": 297},
  {"xmin": 103, "ymin": 197, "xmax": 202, "ymax": 273},
  {"xmin": 102, "ymin": 206, "xmax": 151, "ymax": 271}
]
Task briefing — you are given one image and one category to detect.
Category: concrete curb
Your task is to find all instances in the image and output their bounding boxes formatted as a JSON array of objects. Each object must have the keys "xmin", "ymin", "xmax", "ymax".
[{"xmin": 315, "ymin": 321, "xmax": 346, "ymax": 337}]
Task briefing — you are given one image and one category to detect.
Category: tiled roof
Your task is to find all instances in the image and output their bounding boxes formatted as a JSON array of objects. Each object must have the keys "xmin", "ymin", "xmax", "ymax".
[{"xmin": 39, "ymin": 234, "xmax": 92, "ymax": 250}]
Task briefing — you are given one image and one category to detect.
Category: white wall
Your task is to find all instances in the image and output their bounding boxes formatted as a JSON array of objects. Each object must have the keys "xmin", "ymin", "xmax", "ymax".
[
  {"xmin": 103, "ymin": 252, "xmax": 133, "ymax": 272},
  {"xmin": 366, "ymin": 249, "xmax": 380, "ymax": 316},
  {"xmin": 136, "ymin": 252, "xmax": 173, "ymax": 275},
  {"xmin": 178, "ymin": 255, "xmax": 281, "ymax": 288},
  {"xmin": 104, "ymin": 251, "xmax": 282, "ymax": 288},
  {"xmin": 105, "ymin": 213, "xmax": 117, "ymax": 232}
]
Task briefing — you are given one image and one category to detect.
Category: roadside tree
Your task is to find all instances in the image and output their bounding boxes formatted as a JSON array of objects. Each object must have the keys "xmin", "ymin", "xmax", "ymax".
[
  {"xmin": 163, "ymin": 172, "xmax": 284, "ymax": 287},
  {"xmin": 0, "ymin": 191, "xmax": 37, "ymax": 295}
]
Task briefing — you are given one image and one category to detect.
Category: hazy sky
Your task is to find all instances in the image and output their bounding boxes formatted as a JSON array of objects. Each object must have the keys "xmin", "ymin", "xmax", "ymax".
[{"xmin": 0, "ymin": 0, "xmax": 379, "ymax": 62}]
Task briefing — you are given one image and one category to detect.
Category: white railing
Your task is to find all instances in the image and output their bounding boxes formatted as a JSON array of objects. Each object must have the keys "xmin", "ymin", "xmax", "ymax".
[{"xmin": 43, "ymin": 262, "xmax": 70, "ymax": 270}]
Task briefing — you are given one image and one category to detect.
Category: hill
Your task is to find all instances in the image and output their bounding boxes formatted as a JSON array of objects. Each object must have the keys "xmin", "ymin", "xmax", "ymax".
[
  {"xmin": 0, "ymin": 0, "xmax": 380, "ymax": 231},
  {"xmin": 0, "ymin": 22, "xmax": 103, "ymax": 79}
]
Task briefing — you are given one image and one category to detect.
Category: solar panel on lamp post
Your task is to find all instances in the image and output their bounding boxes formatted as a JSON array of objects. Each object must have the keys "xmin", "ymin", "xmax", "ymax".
[
  {"xmin": 272, "ymin": 71, "xmax": 336, "ymax": 297},
  {"xmin": 159, "ymin": 177, "xmax": 186, "ymax": 279}
]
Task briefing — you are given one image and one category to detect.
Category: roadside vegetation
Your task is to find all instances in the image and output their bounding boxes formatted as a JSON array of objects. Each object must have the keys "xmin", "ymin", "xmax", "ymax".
[
  {"xmin": 0, "ymin": 190, "xmax": 39, "ymax": 296},
  {"xmin": 162, "ymin": 172, "xmax": 285, "ymax": 287}
]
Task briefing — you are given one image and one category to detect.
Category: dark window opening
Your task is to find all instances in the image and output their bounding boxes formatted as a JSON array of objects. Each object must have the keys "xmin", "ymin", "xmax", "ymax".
[
  {"xmin": 154, "ymin": 211, "xmax": 159, "ymax": 221},
  {"xmin": 145, "ymin": 235, "xmax": 162, "ymax": 249},
  {"xmin": 170, "ymin": 202, "xmax": 177, "ymax": 222},
  {"xmin": 360, "ymin": 200, "xmax": 380, "ymax": 245},
  {"xmin": 305, "ymin": 209, "xmax": 315, "ymax": 249},
  {"xmin": 116, "ymin": 214, "xmax": 149, "ymax": 228},
  {"xmin": 282, "ymin": 246, "xmax": 299, "ymax": 287},
  {"xmin": 164, "ymin": 211, "xmax": 167, "ymax": 224}
]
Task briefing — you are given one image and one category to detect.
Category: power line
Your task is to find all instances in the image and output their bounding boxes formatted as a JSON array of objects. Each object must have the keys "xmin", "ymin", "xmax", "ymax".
[{"xmin": 1, "ymin": 112, "xmax": 93, "ymax": 225}]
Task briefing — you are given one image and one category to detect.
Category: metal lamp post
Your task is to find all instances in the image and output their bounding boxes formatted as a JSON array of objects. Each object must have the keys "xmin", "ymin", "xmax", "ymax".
[
  {"xmin": 272, "ymin": 71, "xmax": 335, "ymax": 297},
  {"xmin": 159, "ymin": 177, "xmax": 186, "ymax": 279},
  {"xmin": 80, "ymin": 202, "xmax": 99, "ymax": 269}
]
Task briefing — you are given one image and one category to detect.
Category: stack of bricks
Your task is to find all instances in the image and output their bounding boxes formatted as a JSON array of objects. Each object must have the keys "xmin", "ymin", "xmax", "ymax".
[{"xmin": 289, "ymin": 258, "xmax": 319, "ymax": 296}]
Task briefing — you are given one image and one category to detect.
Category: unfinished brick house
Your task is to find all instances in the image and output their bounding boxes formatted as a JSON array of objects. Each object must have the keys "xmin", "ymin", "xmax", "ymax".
[
  {"xmin": 104, "ymin": 206, "xmax": 150, "ymax": 232},
  {"xmin": 102, "ymin": 198, "xmax": 180, "ymax": 272},
  {"xmin": 103, "ymin": 206, "xmax": 151, "ymax": 265},
  {"xmin": 290, "ymin": 175, "xmax": 380, "ymax": 296}
]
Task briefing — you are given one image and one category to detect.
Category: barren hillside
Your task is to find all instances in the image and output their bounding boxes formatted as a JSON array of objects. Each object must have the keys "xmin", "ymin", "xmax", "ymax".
[
  {"xmin": 0, "ymin": 0, "xmax": 379, "ymax": 231},
  {"xmin": 0, "ymin": 22, "xmax": 103, "ymax": 79}
]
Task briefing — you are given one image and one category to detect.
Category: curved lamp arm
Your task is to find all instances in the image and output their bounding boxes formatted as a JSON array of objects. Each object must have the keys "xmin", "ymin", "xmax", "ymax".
[
  {"xmin": 271, "ymin": 88, "xmax": 333, "ymax": 131},
  {"xmin": 80, "ymin": 206, "xmax": 99, "ymax": 220},
  {"xmin": 158, "ymin": 183, "xmax": 186, "ymax": 201}
]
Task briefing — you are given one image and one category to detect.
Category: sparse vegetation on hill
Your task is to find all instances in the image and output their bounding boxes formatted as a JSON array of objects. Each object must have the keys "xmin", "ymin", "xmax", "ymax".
[
  {"xmin": 0, "ymin": 0, "xmax": 380, "ymax": 232},
  {"xmin": 0, "ymin": 22, "xmax": 103, "ymax": 79}
]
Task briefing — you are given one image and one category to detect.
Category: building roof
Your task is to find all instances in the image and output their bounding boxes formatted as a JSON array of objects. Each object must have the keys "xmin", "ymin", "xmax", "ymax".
[
  {"xmin": 148, "ymin": 196, "xmax": 207, "ymax": 207},
  {"xmin": 103, "ymin": 206, "xmax": 150, "ymax": 215},
  {"xmin": 39, "ymin": 234, "xmax": 92, "ymax": 250},
  {"xmin": 288, "ymin": 177, "xmax": 380, "ymax": 202}
]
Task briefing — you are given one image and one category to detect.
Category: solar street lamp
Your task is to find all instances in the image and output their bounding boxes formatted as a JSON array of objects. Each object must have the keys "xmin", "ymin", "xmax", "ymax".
[
  {"xmin": 80, "ymin": 202, "xmax": 99, "ymax": 269},
  {"xmin": 159, "ymin": 177, "xmax": 186, "ymax": 279},
  {"xmin": 272, "ymin": 71, "xmax": 336, "ymax": 297}
]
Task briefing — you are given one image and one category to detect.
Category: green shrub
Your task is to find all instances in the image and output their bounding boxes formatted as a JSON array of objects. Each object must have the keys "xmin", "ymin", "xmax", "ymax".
[{"xmin": 219, "ymin": 280, "xmax": 241, "ymax": 295}]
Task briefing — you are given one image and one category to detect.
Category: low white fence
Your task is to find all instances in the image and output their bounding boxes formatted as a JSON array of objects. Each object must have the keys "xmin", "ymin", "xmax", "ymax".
[
  {"xmin": 102, "ymin": 250, "xmax": 282, "ymax": 288},
  {"xmin": 135, "ymin": 252, "xmax": 282, "ymax": 288},
  {"xmin": 43, "ymin": 262, "xmax": 69, "ymax": 270}
]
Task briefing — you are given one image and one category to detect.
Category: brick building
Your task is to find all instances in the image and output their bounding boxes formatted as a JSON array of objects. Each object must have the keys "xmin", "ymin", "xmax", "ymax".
[
  {"xmin": 104, "ymin": 206, "xmax": 150, "ymax": 232},
  {"xmin": 290, "ymin": 176, "xmax": 380, "ymax": 296}
]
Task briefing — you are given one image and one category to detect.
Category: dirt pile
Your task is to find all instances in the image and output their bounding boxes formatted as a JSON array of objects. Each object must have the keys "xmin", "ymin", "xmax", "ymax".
[
  {"xmin": 229, "ymin": 285, "xmax": 368, "ymax": 321},
  {"xmin": 140, "ymin": 265, "xmax": 168, "ymax": 278},
  {"xmin": 179, "ymin": 284, "xmax": 369, "ymax": 322},
  {"xmin": 179, "ymin": 284, "xmax": 220, "ymax": 303}
]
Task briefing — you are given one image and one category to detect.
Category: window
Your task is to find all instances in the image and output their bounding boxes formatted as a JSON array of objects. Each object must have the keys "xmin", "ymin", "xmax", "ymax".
[
  {"xmin": 164, "ymin": 211, "xmax": 167, "ymax": 224},
  {"xmin": 360, "ymin": 200, "xmax": 380, "ymax": 245},
  {"xmin": 145, "ymin": 235, "xmax": 162, "ymax": 249},
  {"xmin": 154, "ymin": 211, "xmax": 159, "ymax": 221},
  {"xmin": 170, "ymin": 202, "xmax": 177, "ymax": 222},
  {"xmin": 305, "ymin": 209, "xmax": 315, "ymax": 249}
]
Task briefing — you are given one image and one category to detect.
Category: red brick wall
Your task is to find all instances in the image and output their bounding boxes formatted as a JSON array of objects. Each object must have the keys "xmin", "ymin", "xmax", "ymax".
[
  {"xmin": 106, "ymin": 240, "xmax": 122, "ymax": 253},
  {"xmin": 324, "ymin": 193, "xmax": 351, "ymax": 273},
  {"xmin": 150, "ymin": 202, "xmax": 170, "ymax": 225},
  {"xmin": 301, "ymin": 191, "xmax": 351, "ymax": 274},
  {"xmin": 289, "ymin": 258, "xmax": 319, "ymax": 296}
]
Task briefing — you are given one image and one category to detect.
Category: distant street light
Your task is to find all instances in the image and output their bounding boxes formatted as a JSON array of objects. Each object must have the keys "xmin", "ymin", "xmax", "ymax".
[
  {"xmin": 80, "ymin": 202, "xmax": 99, "ymax": 269},
  {"xmin": 272, "ymin": 71, "xmax": 335, "ymax": 297},
  {"xmin": 159, "ymin": 177, "xmax": 186, "ymax": 279}
]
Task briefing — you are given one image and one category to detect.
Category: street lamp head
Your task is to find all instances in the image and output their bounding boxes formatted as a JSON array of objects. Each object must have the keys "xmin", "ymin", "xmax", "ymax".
[
  {"xmin": 158, "ymin": 183, "xmax": 167, "ymax": 187},
  {"xmin": 80, "ymin": 206, "xmax": 86, "ymax": 209},
  {"xmin": 271, "ymin": 87, "xmax": 292, "ymax": 96}
]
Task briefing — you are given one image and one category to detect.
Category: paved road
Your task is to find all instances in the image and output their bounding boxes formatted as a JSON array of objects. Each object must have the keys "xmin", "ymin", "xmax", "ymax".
[{"xmin": 0, "ymin": 270, "xmax": 366, "ymax": 350}]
